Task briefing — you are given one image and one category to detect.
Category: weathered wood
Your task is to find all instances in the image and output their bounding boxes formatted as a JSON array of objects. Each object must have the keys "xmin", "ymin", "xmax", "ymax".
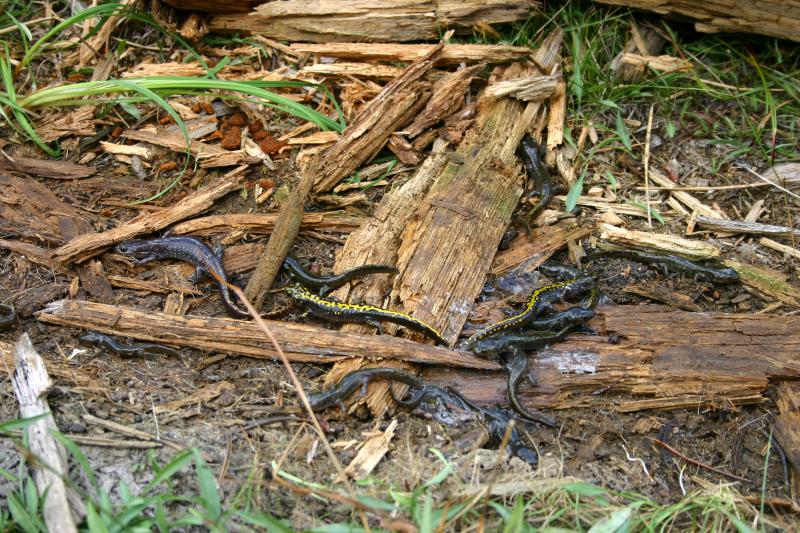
[
  {"xmin": 693, "ymin": 215, "xmax": 800, "ymax": 238},
  {"xmin": 774, "ymin": 382, "xmax": 800, "ymax": 495},
  {"xmin": 609, "ymin": 23, "xmax": 668, "ymax": 82},
  {"xmin": 12, "ymin": 333, "xmax": 82, "ymax": 532},
  {"xmin": 208, "ymin": 0, "xmax": 538, "ymax": 43},
  {"xmin": 170, "ymin": 212, "xmax": 365, "ymax": 237},
  {"xmin": 54, "ymin": 168, "xmax": 246, "ymax": 264},
  {"xmin": 594, "ymin": 0, "xmax": 800, "ymax": 43},
  {"xmin": 491, "ymin": 220, "xmax": 593, "ymax": 276},
  {"xmin": 0, "ymin": 154, "xmax": 96, "ymax": 179},
  {"xmin": 243, "ymin": 44, "xmax": 442, "ymax": 309},
  {"xmin": 36, "ymin": 300, "xmax": 498, "ymax": 370},
  {"xmin": 292, "ymin": 43, "xmax": 532, "ymax": 66},
  {"xmin": 406, "ymin": 64, "xmax": 483, "ymax": 138},
  {"xmin": 425, "ymin": 305, "xmax": 800, "ymax": 412},
  {"xmin": 299, "ymin": 62, "xmax": 406, "ymax": 80}
]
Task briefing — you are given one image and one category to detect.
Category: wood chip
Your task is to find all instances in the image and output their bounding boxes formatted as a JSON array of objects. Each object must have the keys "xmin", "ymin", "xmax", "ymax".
[
  {"xmin": 291, "ymin": 42, "xmax": 533, "ymax": 65},
  {"xmin": 36, "ymin": 106, "xmax": 95, "ymax": 142},
  {"xmin": 598, "ymin": 222, "xmax": 721, "ymax": 259},
  {"xmin": 0, "ymin": 154, "xmax": 96, "ymax": 179},
  {"xmin": 484, "ymin": 73, "xmax": 559, "ymax": 101},
  {"xmin": 342, "ymin": 419, "xmax": 398, "ymax": 480},
  {"xmin": 693, "ymin": 215, "xmax": 800, "ymax": 238},
  {"xmin": 100, "ymin": 141, "xmax": 154, "ymax": 159}
]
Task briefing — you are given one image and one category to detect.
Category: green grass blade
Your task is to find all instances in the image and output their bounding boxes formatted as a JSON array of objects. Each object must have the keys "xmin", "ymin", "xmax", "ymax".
[{"xmin": 565, "ymin": 172, "xmax": 585, "ymax": 212}]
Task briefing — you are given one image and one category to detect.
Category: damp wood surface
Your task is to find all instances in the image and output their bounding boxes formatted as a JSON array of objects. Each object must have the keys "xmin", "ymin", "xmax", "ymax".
[
  {"xmin": 291, "ymin": 43, "xmax": 533, "ymax": 65},
  {"xmin": 205, "ymin": 0, "xmax": 538, "ymax": 42},
  {"xmin": 35, "ymin": 299, "xmax": 498, "ymax": 370},
  {"xmin": 425, "ymin": 305, "xmax": 800, "ymax": 412}
]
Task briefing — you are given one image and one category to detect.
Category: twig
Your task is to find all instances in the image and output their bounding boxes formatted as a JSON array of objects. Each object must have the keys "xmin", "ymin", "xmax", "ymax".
[
  {"xmin": 739, "ymin": 165, "xmax": 800, "ymax": 201},
  {"xmin": 652, "ymin": 438, "xmax": 753, "ymax": 483},
  {"xmin": 643, "ymin": 104, "xmax": 655, "ymax": 228}
]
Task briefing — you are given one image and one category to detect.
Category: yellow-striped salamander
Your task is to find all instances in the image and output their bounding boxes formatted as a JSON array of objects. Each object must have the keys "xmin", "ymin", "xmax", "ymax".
[
  {"xmin": 590, "ymin": 247, "xmax": 739, "ymax": 284},
  {"xmin": 0, "ymin": 303, "xmax": 16, "ymax": 330},
  {"xmin": 287, "ymin": 283, "xmax": 448, "ymax": 345},
  {"xmin": 283, "ymin": 256, "xmax": 397, "ymax": 296},
  {"xmin": 82, "ymin": 331, "xmax": 179, "ymax": 357},
  {"xmin": 308, "ymin": 368, "xmax": 422, "ymax": 412},
  {"xmin": 465, "ymin": 276, "xmax": 596, "ymax": 346},
  {"xmin": 116, "ymin": 236, "xmax": 255, "ymax": 318}
]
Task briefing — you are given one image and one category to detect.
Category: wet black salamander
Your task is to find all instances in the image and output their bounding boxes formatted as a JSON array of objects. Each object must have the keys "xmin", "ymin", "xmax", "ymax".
[
  {"xmin": 286, "ymin": 283, "xmax": 448, "ymax": 345},
  {"xmin": 283, "ymin": 256, "xmax": 397, "ymax": 296},
  {"xmin": 82, "ymin": 331, "xmax": 179, "ymax": 357},
  {"xmin": 503, "ymin": 351, "xmax": 556, "ymax": 427},
  {"xmin": 115, "ymin": 236, "xmax": 253, "ymax": 318},
  {"xmin": 518, "ymin": 136, "xmax": 553, "ymax": 226},
  {"xmin": 590, "ymin": 248, "xmax": 739, "ymax": 284},
  {"xmin": 0, "ymin": 303, "xmax": 16, "ymax": 330},
  {"xmin": 308, "ymin": 368, "xmax": 422, "ymax": 412},
  {"xmin": 465, "ymin": 276, "xmax": 596, "ymax": 346}
]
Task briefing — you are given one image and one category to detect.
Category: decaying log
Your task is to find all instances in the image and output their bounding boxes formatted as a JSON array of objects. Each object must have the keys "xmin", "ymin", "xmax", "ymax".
[
  {"xmin": 774, "ymin": 382, "xmax": 800, "ymax": 495},
  {"xmin": 594, "ymin": 0, "xmax": 800, "ymax": 43},
  {"xmin": 36, "ymin": 300, "xmax": 498, "ymax": 370},
  {"xmin": 425, "ymin": 305, "xmax": 800, "ymax": 412},
  {"xmin": 54, "ymin": 168, "xmax": 246, "ymax": 264},
  {"xmin": 327, "ymin": 30, "xmax": 565, "ymax": 414},
  {"xmin": 12, "ymin": 333, "xmax": 82, "ymax": 532},
  {"xmin": 208, "ymin": 0, "xmax": 539, "ymax": 43},
  {"xmin": 292, "ymin": 43, "xmax": 532, "ymax": 66},
  {"xmin": 243, "ymin": 44, "xmax": 442, "ymax": 309}
]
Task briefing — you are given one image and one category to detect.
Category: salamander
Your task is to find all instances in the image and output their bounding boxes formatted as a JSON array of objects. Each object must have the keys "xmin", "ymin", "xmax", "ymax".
[
  {"xmin": 539, "ymin": 261, "xmax": 584, "ymax": 282},
  {"xmin": 465, "ymin": 276, "xmax": 596, "ymax": 346},
  {"xmin": 518, "ymin": 136, "xmax": 553, "ymax": 227},
  {"xmin": 0, "ymin": 303, "xmax": 16, "ymax": 330},
  {"xmin": 115, "ymin": 236, "xmax": 255, "ymax": 318},
  {"xmin": 470, "ymin": 324, "xmax": 575, "ymax": 358},
  {"xmin": 308, "ymin": 368, "xmax": 422, "ymax": 412},
  {"xmin": 503, "ymin": 351, "xmax": 556, "ymax": 427},
  {"xmin": 286, "ymin": 283, "xmax": 448, "ymax": 345},
  {"xmin": 81, "ymin": 331, "xmax": 179, "ymax": 357},
  {"xmin": 590, "ymin": 247, "xmax": 739, "ymax": 284},
  {"xmin": 283, "ymin": 256, "xmax": 398, "ymax": 295}
]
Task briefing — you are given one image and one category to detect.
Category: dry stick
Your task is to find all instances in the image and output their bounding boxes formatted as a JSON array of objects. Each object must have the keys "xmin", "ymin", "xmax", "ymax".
[
  {"xmin": 643, "ymin": 104, "xmax": 655, "ymax": 228},
  {"xmin": 652, "ymin": 438, "xmax": 753, "ymax": 483}
]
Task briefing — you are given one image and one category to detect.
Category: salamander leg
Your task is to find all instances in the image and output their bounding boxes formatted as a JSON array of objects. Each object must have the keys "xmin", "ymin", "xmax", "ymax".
[
  {"xmin": 367, "ymin": 320, "xmax": 383, "ymax": 335},
  {"xmin": 188, "ymin": 266, "xmax": 207, "ymax": 284}
]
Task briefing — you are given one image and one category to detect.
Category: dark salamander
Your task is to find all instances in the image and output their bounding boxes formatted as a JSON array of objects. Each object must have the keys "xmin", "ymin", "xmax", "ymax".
[
  {"xmin": 465, "ymin": 276, "xmax": 596, "ymax": 346},
  {"xmin": 81, "ymin": 331, "xmax": 179, "ymax": 357},
  {"xmin": 308, "ymin": 368, "xmax": 422, "ymax": 412},
  {"xmin": 286, "ymin": 283, "xmax": 448, "ymax": 345},
  {"xmin": 590, "ymin": 248, "xmax": 739, "ymax": 284},
  {"xmin": 115, "ymin": 236, "xmax": 255, "ymax": 318},
  {"xmin": 283, "ymin": 256, "xmax": 397, "ymax": 295},
  {"xmin": 0, "ymin": 303, "xmax": 16, "ymax": 330},
  {"xmin": 518, "ymin": 136, "xmax": 554, "ymax": 227},
  {"xmin": 503, "ymin": 351, "xmax": 557, "ymax": 427}
]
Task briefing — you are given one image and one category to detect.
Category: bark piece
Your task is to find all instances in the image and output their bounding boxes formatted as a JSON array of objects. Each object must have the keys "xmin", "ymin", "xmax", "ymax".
[
  {"xmin": 610, "ymin": 23, "xmax": 668, "ymax": 82},
  {"xmin": 598, "ymin": 223, "xmax": 721, "ymax": 259},
  {"xmin": 485, "ymin": 73, "xmax": 559, "ymax": 101},
  {"xmin": 299, "ymin": 62, "xmax": 406, "ymax": 80},
  {"xmin": 491, "ymin": 220, "xmax": 593, "ymax": 276},
  {"xmin": 12, "ymin": 333, "xmax": 82, "ymax": 532},
  {"xmin": 693, "ymin": 215, "xmax": 800, "ymax": 238},
  {"xmin": 342, "ymin": 419, "xmax": 398, "ymax": 480},
  {"xmin": 0, "ymin": 154, "xmax": 96, "ymax": 179},
  {"xmin": 209, "ymin": 0, "xmax": 538, "ymax": 42},
  {"xmin": 594, "ymin": 0, "xmax": 800, "ymax": 43},
  {"xmin": 54, "ymin": 168, "xmax": 246, "ymax": 264},
  {"xmin": 425, "ymin": 305, "xmax": 800, "ymax": 411},
  {"xmin": 35, "ymin": 106, "xmax": 95, "ymax": 142},
  {"xmin": 406, "ymin": 64, "xmax": 483, "ymax": 138},
  {"xmin": 36, "ymin": 300, "xmax": 498, "ymax": 370},
  {"xmin": 774, "ymin": 382, "xmax": 800, "ymax": 494},
  {"xmin": 292, "ymin": 42, "xmax": 532, "ymax": 65}
]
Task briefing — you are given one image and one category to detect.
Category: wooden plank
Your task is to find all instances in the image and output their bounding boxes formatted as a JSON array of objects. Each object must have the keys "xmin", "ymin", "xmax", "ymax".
[
  {"xmin": 35, "ymin": 300, "xmax": 499, "ymax": 370},
  {"xmin": 424, "ymin": 305, "xmax": 800, "ymax": 412}
]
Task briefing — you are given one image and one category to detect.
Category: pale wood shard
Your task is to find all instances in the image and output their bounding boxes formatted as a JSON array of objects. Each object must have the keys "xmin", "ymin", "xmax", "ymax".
[
  {"xmin": 171, "ymin": 212, "xmax": 365, "ymax": 237},
  {"xmin": 292, "ymin": 43, "xmax": 532, "ymax": 65},
  {"xmin": 618, "ymin": 53, "xmax": 692, "ymax": 73},
  {"xmin": 100, "ymin": 141, "xmax": 154, "ymax": 159},
  {"xmin": 649, "ymin": 168, "xmax": 727, "ymax": 219},
  {"xmin": 54, "ymin": 168, "xmax": 246, "ymax": 264},
  {"xmin": 122, "ymin": 61, "xmax": 207, "ymax": 78},
  {"xmin": 286, "ymin": 131, "xmax": 341, "ymax": 145},
  {"xmin": 12, "ymin": 333, "xmax": 81, "ymax": 532},
  {"xmin": 594, "ymin": 0, "xmax": 800, "ymax": 43},
  {"xmin": 759, "ymin": 237, "xmax": 800, "ymax": 260},
  {"xmin": 209, "ymin": 0, "xmax": 538, "ymax": 43},
  {"xmin": 546, "ymin": 80, "xmax": 566, "ymax": 150},
  {"xmin": 0, "ymin": 154, "xmax": 96, "ymax": 179},
  {"xmin": 484, "ymin": 73, "xmax": 559, "ymax": 101},
  {"xmin": 425, "ymin": 305, "xmax": 800, "ymax": 412},
  {"xmin": 387, "ymin": 134, "xmax": 423, "ymax": 166},
  {"xmin": 491, "ymin": 220, "xmax": 593, "ymax": 276},
  {"xmin": 610, "ymin": 24, "xmax": 668, "ymax": 82},
  {"xmin": 598, "ymin": 222, "xmax": 721, "ymax": 259},
  {"xmin": 122, "ymin": 129, "xmax": 223, "ymax": 158},
  {"xmin": 35, "ymin": 300, "xmax": 498, "ymax": 370},
  {"xmin": 406, "ymin": 64, "xmax": 483, "ymax": 138},
  {"xmin": 342, "ymin": 419, "xmax": 398, "ymax": 480},
  {"xmin": 693, "ymin": 215, "xmax": 800, "ymax": 238},
  {"xmin": 299, "ymin": 62, "xmax": 406, "ymax": 80}
]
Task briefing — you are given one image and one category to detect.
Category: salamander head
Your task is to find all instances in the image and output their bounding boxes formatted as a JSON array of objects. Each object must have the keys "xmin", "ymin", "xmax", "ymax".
[{"xmin": 114, "ymin": 239, "xmax": 151, "ymax": 257}]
